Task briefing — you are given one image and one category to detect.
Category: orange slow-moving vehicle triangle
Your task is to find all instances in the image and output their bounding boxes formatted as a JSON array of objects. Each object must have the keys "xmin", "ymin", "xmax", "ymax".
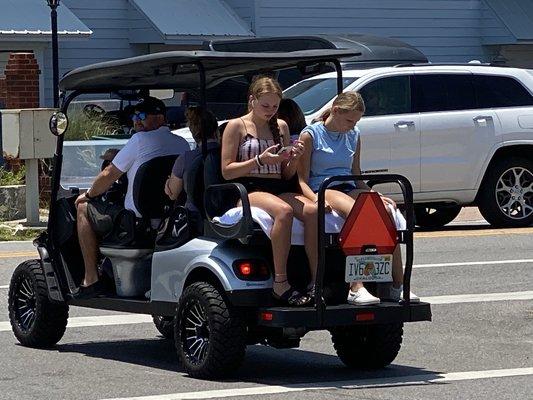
[{"xmin": 338, "ymin": 192, "xmax": 398, "ymax": 255}]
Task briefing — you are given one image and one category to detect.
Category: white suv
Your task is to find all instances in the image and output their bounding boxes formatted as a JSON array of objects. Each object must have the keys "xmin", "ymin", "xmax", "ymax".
[{"xmin": 284, "ymin": 64, "xmax": 533, "ymax": 228}]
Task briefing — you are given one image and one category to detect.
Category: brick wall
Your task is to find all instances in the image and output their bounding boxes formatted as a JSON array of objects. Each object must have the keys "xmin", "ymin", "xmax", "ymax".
[
  {"xmin": 0, "ymin": 77, "xmax": 6, "ymax": 107},
  {"xmin": 3, "ymin": 52, "xmax": 40, "ymax": 109}
]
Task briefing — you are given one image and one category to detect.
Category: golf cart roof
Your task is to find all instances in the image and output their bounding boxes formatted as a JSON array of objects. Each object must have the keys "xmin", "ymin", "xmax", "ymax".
[{"xmin": 59, "ymin": 49, "xmax": 360, "ymax": 92}]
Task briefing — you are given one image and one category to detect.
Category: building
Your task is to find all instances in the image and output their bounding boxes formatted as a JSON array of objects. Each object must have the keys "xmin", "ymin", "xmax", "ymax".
[{"xmin": 0, "ymin": 0, "xmax": 532, "ymax": 107}]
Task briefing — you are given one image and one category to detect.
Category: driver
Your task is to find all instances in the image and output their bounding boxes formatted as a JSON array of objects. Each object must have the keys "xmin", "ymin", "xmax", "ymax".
[{"xmin": 73, "ymin": 97, "xmax": 190, "ymax": 299}]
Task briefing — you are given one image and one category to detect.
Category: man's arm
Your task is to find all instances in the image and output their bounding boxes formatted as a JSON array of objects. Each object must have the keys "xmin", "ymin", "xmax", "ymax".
[{"xmin": 75, "ymin": 164, "xmax": 123, "ymax": 206}]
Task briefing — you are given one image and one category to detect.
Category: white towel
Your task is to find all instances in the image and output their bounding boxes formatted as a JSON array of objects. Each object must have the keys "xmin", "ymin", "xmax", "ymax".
[{"xmin": 213, "ymin": 205, "xmax": 406, "ymax": 245}]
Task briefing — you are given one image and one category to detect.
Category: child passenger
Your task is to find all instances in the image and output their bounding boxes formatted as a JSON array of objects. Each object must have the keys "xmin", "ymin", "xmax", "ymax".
[
  {"xmin": 165, "ymin": 106, "xmax": 219, "ymax": 203},
  {"xmin": 221, "ymin": 76, "xmax": 318, "ymax": 306},
  {"xmin": 297, "ymin": 91, "xmax": 419, "ymax": 305}
]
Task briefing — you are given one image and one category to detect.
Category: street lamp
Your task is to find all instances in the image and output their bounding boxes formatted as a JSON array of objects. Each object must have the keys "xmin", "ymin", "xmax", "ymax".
[{"xmin": 46, "ymin": 0, "xmax": 60, "ymax": 107}]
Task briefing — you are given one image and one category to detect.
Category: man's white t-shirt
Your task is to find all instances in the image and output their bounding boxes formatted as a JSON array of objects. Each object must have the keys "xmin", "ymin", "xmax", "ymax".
[{"xmin": 112, "ymin": 126, "xmax": 190, "ymax": 217}]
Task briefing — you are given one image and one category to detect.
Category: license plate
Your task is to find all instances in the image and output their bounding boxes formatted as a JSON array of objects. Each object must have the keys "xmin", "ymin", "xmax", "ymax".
[{"xmin": 345, "ymin": 255, "xmax": 393, "ymax": 282}]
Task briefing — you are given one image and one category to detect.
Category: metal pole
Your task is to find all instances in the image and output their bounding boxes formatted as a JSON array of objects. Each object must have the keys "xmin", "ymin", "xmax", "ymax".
[{"xmin": 50, "ymin": 5, "xmax": 59, "ymax": 108}]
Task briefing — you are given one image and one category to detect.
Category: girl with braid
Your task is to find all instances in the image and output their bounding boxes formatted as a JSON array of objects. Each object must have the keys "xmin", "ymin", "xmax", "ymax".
[{"xmin": 221, "ymin": 76, "xmax": 318, "ymax": 306}]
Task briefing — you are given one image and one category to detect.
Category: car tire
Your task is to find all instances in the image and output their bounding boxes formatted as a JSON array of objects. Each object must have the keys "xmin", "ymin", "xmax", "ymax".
[
  {"xmin": 478, "ymin": 157, "xmax": 533, "ymax": 228},
  {"xmin": 8, "ymin": 260, "xmax": 69, "ymax": 348},
  {"xmin": 175, "ymin": 282, "xmax": 246, "ymax": 379},
  {"xmin": 330, "ymin": 323, "xmax": 403, "ymax": 369},
  {"xmin": 414, "ymin": 205, "xmax": 462, "ymax": 229},
  {"xmin": 153, "ymin": 315, "xmax": 175, "ymax": 340}
]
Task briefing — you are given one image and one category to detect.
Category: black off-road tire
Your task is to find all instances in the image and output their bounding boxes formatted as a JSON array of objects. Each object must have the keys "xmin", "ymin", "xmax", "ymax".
[
  {"xmin": 175, "ymin": 282, "xmax": 246, "ymax": 379},
  {"xmin": 8, "ymin": 260, "xmax": 69, "ymax": 348},
  {"xmin": 153, "ymin": 315, "xmax": 175, "ymax": 340},
  {"xmin": 331, "ymin": 323, "xmax": 403, "ymax": 369},
  {"xmin": 478, "ymin": 157, "xmax": 533, "ymax": 228},
  {"xmin": 414, "ymin": 205, "xmax": 462, "ymax": 229}
]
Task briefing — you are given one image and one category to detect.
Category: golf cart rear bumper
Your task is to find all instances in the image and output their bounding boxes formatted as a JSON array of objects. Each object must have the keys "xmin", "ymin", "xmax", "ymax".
[{"xmin": 256, "ymin": 301, "xmax": 431, "ymax": 328}]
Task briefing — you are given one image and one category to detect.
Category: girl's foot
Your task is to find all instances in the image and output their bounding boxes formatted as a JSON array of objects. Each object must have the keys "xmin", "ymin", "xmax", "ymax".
[{"xmin": 347, "ymin": 286, "xmax": 380, "ymax": 305}]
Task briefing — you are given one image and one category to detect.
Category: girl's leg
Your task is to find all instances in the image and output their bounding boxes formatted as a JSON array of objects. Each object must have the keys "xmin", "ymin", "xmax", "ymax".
[
  {"xmin": 279, "ymin": 193, "xmax": 318, "ymax": 284},
  {"xmin": 247, "ymin": 192, "xmax": 295, "ymax": 296}
]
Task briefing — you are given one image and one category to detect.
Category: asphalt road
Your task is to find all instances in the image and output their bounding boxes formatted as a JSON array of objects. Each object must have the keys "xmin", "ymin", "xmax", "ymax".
[{"xmin": 0, "ymin": 222, "xmax": 532, "ymax": 400}]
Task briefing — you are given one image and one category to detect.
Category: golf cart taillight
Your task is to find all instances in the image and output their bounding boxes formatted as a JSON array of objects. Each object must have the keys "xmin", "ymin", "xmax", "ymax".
[
  {"xmin": 356, "ymin": 312, "xmax": 375, "ymax": 321},
  {"xmin": 233, "ymin": 260, "xmax": 270, "ymax": 281},
  {"xmin": 260, "ymin": 312, "xmax": 273, "ymax": 321},
  {"xmin": 338, "ymin": 192, "xmax": 398, "ymax": 255}
]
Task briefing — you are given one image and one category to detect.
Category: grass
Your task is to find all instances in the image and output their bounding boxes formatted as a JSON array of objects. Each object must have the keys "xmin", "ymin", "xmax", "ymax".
[
  {"xmin": 66, "ymin": 111, "xmax": 121, "ymax": 140},
  {"xmin": 0, "ymin": 224, "xmax": 43, "ymax": 241},
  {"xmin": 0, "ymin": 166, "xmax": 25, "ymax": 186}
]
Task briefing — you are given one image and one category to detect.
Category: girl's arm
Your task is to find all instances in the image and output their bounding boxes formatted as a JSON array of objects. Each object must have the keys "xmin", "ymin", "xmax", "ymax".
[
  {"xmin": 351, "ymin": 138, "xmax": 371, "ymax": 191},
  {"xmin": 298, "ymin": 131, "xmax": 319, "ymax": 201}
]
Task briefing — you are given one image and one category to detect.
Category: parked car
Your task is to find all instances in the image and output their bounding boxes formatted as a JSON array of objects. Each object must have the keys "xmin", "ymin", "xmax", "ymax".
[{"xmin": 284, "ymin": 63, "xmax": 533, "ymax": 228}]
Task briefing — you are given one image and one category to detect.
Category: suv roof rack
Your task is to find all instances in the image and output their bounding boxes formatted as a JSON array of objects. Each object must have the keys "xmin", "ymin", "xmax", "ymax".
[{"xmin": 393, "ymin": 62, "xmax": 508, "ymax": 68}]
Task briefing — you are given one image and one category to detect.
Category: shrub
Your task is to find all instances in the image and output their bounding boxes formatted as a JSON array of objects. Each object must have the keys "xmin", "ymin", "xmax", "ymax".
[{"xmin": 0, "ymin": 166, "xmax": 25, "ymax": 186}]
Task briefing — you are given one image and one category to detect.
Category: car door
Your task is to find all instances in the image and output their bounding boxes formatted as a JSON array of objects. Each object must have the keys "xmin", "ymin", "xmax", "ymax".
[
  {"xmin": 414, "ymin": 72, "xmax": 500, "ymax": 193},
  {"xmin": 357, "ymin": 74, "xmax": 421, "ymax": 194}
]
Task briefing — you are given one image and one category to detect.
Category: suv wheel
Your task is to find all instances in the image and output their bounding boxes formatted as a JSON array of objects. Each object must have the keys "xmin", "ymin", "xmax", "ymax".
[
  {"xmin": 414, "ymin": 205, "xmax": 461, "ymax": 229},
  {"xmin": 330, "ymin": 323, "xmax": 403, "ymax": 369},
  {"xmin": 175, "ymin": 282, "xmax": 246, "ymax": 379},
  {"xmin": 8, "ymin": 260, "xmax": 69, "ymax": 348},
  {"xmin": 478, "ymin": 157, "xmax": 533, "ymax": 227},
  {"xmin": 152, "ymin": 315, "xmax": 174, "ymax": 340}
]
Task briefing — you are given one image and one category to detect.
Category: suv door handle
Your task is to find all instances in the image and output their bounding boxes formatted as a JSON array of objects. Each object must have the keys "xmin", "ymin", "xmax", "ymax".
[
  {"xmin": 473, "ymin": 115, "xmax": 493, "ymax": 123},
  {"xmin": 394, "ymin": 121, "xmax": 415, "ymax": 128}
]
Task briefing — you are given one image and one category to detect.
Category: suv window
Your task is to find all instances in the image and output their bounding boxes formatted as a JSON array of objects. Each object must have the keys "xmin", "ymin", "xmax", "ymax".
[
  {"xmin": 472, "ymin": 75, "xmax": 533, "ymax": 108},
  {"xmin": 415, "ymin": 74, "xmax": 475, "ymax": 113},
  {"xmin": 284, "ymin": 77, "xmax": 357, "ymax": 116},
  {"xmin": 359, "ymin": 75, "xmax": 412, "ymax": 116}
]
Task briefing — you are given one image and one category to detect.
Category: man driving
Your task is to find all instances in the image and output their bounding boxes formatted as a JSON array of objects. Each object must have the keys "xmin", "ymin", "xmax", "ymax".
[{"xmin": 74, "ymin": 97, "xmax": 190, "ymax": 299}]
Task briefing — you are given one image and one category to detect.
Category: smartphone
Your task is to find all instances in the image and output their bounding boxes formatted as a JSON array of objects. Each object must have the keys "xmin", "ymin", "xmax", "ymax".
[{"xmin": 276, "ymin": 145, "xmax": 293, "ymax": 156}]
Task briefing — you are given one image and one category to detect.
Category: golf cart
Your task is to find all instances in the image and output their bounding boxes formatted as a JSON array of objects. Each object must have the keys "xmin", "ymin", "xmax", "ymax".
[{"xmin": 7, "ymin": 49, "xmax": 431, "ymax": 379}]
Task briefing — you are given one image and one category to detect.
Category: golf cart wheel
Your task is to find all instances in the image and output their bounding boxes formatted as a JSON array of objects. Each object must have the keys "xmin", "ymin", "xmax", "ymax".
[
  {"xmin": 152, "ymin": 315, "xmax": 174, "ymax": 340},
  {"xmin": 477, "ymin": 156, "xmax": 533, "ymax": 228},
  {"xmin": 8, "ymin": 260, "xmax": 69, "ymax": 348},
  {"xmin": 175, "ymin": 281, "xmax": 246, "ymax": 379},
  {"xmin": 414, "ymin": 205, "xmax": 461, "ymax": 229},
  {"xmin": 330, "ymin": 323, "xmax": 403, "ymax": 369}
]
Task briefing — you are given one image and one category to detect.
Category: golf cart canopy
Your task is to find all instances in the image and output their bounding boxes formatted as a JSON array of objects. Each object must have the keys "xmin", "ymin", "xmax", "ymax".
[{"xmin": 59, "ymin": 49, "xmax": 360, "ymax": 92}]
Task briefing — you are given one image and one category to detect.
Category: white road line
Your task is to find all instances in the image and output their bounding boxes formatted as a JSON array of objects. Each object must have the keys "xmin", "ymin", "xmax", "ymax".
[
  {"xmin": 414, "ymin": 259, "xmax": 533, "ymax": 268},
  {"xmin": 422, "ymin": 291, "xmax": 533, "ymax": 304},
  {"xmin": 1, "ymin": 290, "xmax": 532, "ymax": 333},
  {"xmin": 99, "ymin": 367, "xmax": 533, "ymax": 400},
  {"xmin": 0, "ymin": 314, "xmax": 152, "ymax": 332},
  {"xmin": 0, "ymin": 285, "xmax": 8, "ymax": 289}
]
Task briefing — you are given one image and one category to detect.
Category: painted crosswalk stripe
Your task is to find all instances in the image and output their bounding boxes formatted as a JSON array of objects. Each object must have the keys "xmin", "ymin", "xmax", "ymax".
[
  {"xmin": 422, "ymin": 291, "xmax": 533, "ymax": 304},
  {"xmin": 414, "ymin": 258, "xmax": 533, "ymax": 268},
  {"xmin": 99, "ymin": 367, "xmax": 533, "ymax": 400},
  {"xmin": 1, "ymin": 290, "xmax": 532, "ymax": 333},
  {"xmin": 0, "ymin": 285, "xmax": 8, "ymax": 289},
  {"xmin": 0, "ymin": 314, "xmax": 152, "ymax": 332}
]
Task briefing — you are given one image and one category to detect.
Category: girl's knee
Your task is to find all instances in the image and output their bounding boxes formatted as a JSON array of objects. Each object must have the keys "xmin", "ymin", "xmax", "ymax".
[
  {"xmin": 303, "ymin": 203, "xmax": 318, "ymax": 221},
  {"xmin": 275, "ymin": 203, "xmax": 294, "ymax": 222}
]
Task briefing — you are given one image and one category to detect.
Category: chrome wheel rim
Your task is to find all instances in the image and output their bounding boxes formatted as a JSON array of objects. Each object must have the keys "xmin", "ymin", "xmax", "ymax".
[
  {"xmin": 495, "ymin": 167, "xmax": 533, "ymax": 220},
  {"xmin": 182, "ymin": 300, "xmax": 209, "ymax": 365},
  {"xmin": 14, "ymin": 275, "xmax": 37, "ymax": 332}
]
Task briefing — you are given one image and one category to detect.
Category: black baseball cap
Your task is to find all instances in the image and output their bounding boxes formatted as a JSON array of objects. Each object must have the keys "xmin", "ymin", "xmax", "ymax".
[{"xmin": 135, "ymin": 96, "xmax": 166, "ymax": 115}]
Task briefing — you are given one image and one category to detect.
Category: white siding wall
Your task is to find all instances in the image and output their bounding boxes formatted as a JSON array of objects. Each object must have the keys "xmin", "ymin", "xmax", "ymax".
[
  {"xmin": 43, "ymin": 0, "xmax": 148, "ymax": 106},
  {"xmin": 254, "ymin": 0, "xmax": 509, "ymax": 63}
]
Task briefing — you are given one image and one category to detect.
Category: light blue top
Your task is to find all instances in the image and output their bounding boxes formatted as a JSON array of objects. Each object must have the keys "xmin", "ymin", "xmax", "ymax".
[{"xmin": 303, "ymin": 122, "xmax": 359, "ymax": 192}]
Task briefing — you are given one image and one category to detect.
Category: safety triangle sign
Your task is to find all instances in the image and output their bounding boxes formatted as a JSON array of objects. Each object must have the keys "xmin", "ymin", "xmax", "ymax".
[{"xmin": 338, "ymin": 192, "xmax": 398, "ymax": 255}]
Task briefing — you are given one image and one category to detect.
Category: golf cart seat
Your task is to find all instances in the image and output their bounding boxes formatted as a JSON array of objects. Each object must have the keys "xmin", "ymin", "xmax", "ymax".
[{"xmin": 99, "ymin": 154, "xmax": 178, "ymax": 295}]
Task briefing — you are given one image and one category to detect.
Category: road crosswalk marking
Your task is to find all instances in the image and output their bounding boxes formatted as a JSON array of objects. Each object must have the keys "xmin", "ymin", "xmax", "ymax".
[
  {"xmin": 98, "ymin": 367, "xmax": 533, "ymax": 400},
  {"xmin": 1, "ymin": 290, "xmax": 532, "ymax": 333}
]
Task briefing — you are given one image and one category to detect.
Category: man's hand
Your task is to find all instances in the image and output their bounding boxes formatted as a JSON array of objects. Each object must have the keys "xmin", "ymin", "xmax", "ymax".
[{"xmin": 75, "ymin": 192, "xmax": 91, "ymax": 207}]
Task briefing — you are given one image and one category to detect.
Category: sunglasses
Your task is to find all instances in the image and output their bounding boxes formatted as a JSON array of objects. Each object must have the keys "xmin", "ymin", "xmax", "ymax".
[{"xmin": 131, "ymin": 112, "xmax": 147, "ymax": 122}]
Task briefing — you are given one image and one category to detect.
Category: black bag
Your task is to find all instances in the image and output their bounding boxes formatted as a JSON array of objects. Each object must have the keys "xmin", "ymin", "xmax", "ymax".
[
  {"xmin": 155, "ymin": 206, "xmax": 191, "ymax": 248},
  {"xmin": 102, "ymin": 208, "xmax": 137, "ymax": 246}
]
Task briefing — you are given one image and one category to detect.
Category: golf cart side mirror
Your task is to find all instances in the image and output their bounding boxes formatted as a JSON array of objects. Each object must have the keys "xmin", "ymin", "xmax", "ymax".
[{"xmin": 49, "ymin": 111, "xmax": 68, "ymax": 136}]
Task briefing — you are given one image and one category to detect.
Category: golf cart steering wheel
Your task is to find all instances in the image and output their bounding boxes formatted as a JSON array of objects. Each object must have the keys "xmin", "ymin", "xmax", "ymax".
[{"xmin": 83, "ymin": 103, "xmax": 106, "ymax": 118}]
